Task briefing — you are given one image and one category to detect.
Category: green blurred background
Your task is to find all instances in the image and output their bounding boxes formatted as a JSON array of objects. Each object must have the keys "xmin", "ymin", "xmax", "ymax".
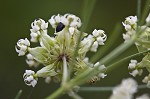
[{"xmin": 0, "ymin": 0, "xmax": 149, "ymax": 99}]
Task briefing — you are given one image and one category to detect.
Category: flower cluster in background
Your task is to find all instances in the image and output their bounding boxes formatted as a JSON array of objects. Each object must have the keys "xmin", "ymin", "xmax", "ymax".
[
  {"xmin": 109, "ymin": 78, "xmax": 150, "ymax": 99},
  {"xmin": 122, "ymin": 14, "xmax": 150, "ymax": 88},
  {"xmin": 15, "ymin": 14, "xmax": 107, "ymax": 87}
]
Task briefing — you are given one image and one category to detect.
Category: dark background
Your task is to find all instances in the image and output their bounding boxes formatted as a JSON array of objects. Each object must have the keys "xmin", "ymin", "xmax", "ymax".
[{"xmin": 0, "ymin": 0, "xmax": 149, "ymax": 99}]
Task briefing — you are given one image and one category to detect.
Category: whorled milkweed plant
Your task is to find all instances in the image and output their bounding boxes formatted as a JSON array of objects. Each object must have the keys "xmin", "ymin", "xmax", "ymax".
[{"xmin": 15, "ymin": 1, "xmax": 150, "ymax": 99}]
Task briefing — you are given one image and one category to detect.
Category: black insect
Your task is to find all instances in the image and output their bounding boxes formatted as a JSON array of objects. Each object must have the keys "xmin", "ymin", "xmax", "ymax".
[{"xmin": 56, "ymin": 22, "xmax": 65, "ymax": 32}]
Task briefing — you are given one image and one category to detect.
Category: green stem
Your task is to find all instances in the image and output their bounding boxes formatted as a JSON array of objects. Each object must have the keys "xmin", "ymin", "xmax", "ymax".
[
  {"xmin": 46, "ymin": 86, "xmax": 64, "ymax": 99},
  {"xmin": 15, "ymin": 90, "xmax": 22, "ymax": 99},
  {"xmin": 99, "ymin": 39, "xmax": 134, "ymax": 65},
  {"xmin": 107, "ymin": 50, "xmax": 150, "ymax": 73},
  {"xmin": 137, "ymin": 0, "xmax": 141, "ymax": 26},
  {"xmin": 140, "ymin": 0, "xmax": 150, "ymax": 25},
  {"xmin": 68, "ymin": 91, "xmax": 83, "ymax": 99},
  {"xmin": 62, "ymin": 56, "xmax": 68, "ymax": 86},
  {"xmin": 79, "ymin": 84, "xmax": 148, "ymax": 92},
  {"xmin": 74, "ymin": 0, "xmax": 97, "ymax": 57},
  {"xmin": 90, "ymin": 23, "xmax": 122, "ymax": 63}
]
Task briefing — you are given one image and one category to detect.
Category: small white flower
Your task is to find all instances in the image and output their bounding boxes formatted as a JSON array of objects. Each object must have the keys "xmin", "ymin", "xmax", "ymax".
[
  {"xmin": 30, "ymin": 19, "xmax": 48, "ymax": 42},
  {"xmin": 94, "ymin": 62, "xmax": 106, "ymax": 70},
  {"xmin": 31, "ymin": 19, "xmax": 48, "ymax": 32},
  {"xmin": 128, "ymin": 59, "xmax": 143, "ymax": 77},
  {"xmin": 94, "ymin": 62, "xmax": 100, "ymax": 67},
  {"xmin": 136, "ymin": 94, "xmax": 150, "ymax": 99},
  {"xmin": 80, "ymin": 35, "xmax": 94, "ymax": 52},
  {"xmin": 128, "ymin": 59, "xmax": 137, "ymax": 69},
  {"xmin": 122, "ymin": 16, "xmax": 137, "ymax": 31},
  {"xmin": 142, "ymin": 74, "xmax": 150, "ymax": 88},
  {"xmin": 92, "ymin": 29, "xmax": 107, "ymax": 45},
  {"xmin": 15, "ymin": 38, "xmax": 30, "ymax": 56},
  {"xmin": 65, "ymin": 14, "xmax": 82, "ymax": 28},
  {"xmin": 129, "ymin": 69, "xmax": 139, "ymax": 77},
  {"xmin": 98, "ymin": 65, "xmax": 106, "ymax": 71},
  {"xmin": 45, "ymin": 77, "xmax": 51, "ymax": 84},
  {"xmin": 83, "ymin": 57, "xmax": 94, "ymax": 67},
  {"xmin": 49, "ymin": 14, "xmax": 82, "ymax": 29},
  {"xmin": 98, "ymin": 73, "xmax": 107, "ymax": 78},
  {"xmin": 90, "ymin": 41, "xmax": 98, "ymax": 52},
  {"xmin": 109, "ymin": 78, "xmax": 137, "ymax": 99},
  {"xmin": 146, "ymin": 13, "xmax": 150, "ymax": 23},
  {"xmin": 49, "ymin": 14, "xmax": 69, "ymax": 28},
  {"xmin": 123, "ymin": 30, "xmax": 136, "ymax": 42},
  {"xmin": 30, "ymin": 31, "xmax": 40, "ymax": 42},
  {"xmin": 23, "ymin": 70, "xmax": 38, "ymax": 87},
  {"xmin": 69, "ymin": 27, "xmax": 75, "ymax": 35},
  {"xmin": 26, "ymin": 54, "xmax": 39, "ymax": 67}
]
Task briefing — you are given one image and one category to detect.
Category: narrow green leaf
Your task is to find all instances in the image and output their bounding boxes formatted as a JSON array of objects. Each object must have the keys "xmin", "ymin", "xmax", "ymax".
[
  {"xmin": 137, "ymin": 0, "xmax": 141, "ymax": 26},
  {"xmin": 81, "ymin": 0, "xmax": 97, "ymax": 31},
  {"xmin": 140, "ymin": 0, "xmax": 150, "ymax": 25}
]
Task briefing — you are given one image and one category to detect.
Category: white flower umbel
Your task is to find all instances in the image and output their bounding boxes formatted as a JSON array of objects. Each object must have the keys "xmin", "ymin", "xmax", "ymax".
[
  {"xmin": 16, "ymin": 13, "xmax": 108, "ymax": 88},
  {"xmin": 136, "ymin": 94, "xmax": 150, "ymax": 99},
  {"xmin": 23, "ymin": 70, "xmax": 38, "ymax": 87},
  {"xmin": 142, "ymin": 74, "xmax": 150, "ymax": 88},
  {"xmin": 26, "ymin": 54, "xmax": 39, "ymax": 67},
  {"xmin": 30, "ymin": 19, "xmax": 48, "ymax": 42},
  {"xmin": 15, "ymin": 38, "xmax": 30, "ymax": 56},
  {"xmin": 109, "ymin": 78, "xmax": 137, "ymax": 99}
]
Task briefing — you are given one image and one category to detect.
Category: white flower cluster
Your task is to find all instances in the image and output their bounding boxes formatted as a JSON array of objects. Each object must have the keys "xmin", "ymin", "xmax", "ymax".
[
  {"xmin": 94, "ymin": 62, "xmax": 107, "ymax": 79},
  {"xmin": 30, "ymin": 19, "xmax": 48, "ymax": 42},
  {"xmin": 49, "ymin": 14, "xmax": 81, "ymax": 29},
  {"xmin": 26, "ymin": 54, "xmax": 39, "ymax": 67},
  {"xmin": 128, "ymin": 53, "xmax": 150, "ymax": 88},
  {"xmin": 142, "ymin": 74, "xmax": 150, "ymax": 88},
  {"xmin": 16, "ymin": 13, "xmax": 107, "ymax": 87},
  {"xmin": 81, "ymin": 29, "xmax": 107, "ymax": 52},
  {"xmin": 122, "ymin": 16, "xmax": 137, "ymax": 42},
  {"xmin": 122, "ymin": 16, "xmax": 137, "ymax": 31},
  {"xmin": 15, "ymin": 38, "xmax": 30, "ymax": 56},
  {"xmin": 128, "ymin": 60, "xmax": 143, "ymax": 77},
  {"xmin": 23, "ymin": 70, "xmax": 38, "ymax": 87},
  {"xmin": 109, "ymin": 78, "xmax": 137, "ymax": 99}
]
